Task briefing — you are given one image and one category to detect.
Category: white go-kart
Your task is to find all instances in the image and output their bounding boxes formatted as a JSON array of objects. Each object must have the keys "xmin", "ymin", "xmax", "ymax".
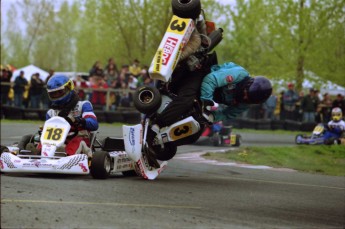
[
  {"xmin": 123, "ymin": 0, "xmax": 223, "ymax": 180},
  {"xmin": 0, "ymin": 116, "xmax": 137, "ymax": 179}
]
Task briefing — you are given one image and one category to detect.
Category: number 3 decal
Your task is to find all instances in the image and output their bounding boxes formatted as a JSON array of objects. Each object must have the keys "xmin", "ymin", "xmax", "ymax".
[
  {"xmin": 170, "ymin": 20, "xmax": 186, "ymax": 32},
  {"xmin": 167, "ymin": 15, "xmax": 190, "ymax": 35}
]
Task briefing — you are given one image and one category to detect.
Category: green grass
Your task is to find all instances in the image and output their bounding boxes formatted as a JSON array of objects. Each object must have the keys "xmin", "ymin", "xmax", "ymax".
[{"xmin": 202, "ymin": 145, "xmax": 345, "ymax": 176}]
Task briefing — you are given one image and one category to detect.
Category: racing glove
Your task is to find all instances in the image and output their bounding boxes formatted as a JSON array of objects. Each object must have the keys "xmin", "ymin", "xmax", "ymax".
[{"xmin": 74, "ymin": 117, "xmax": 86, "ymax": 128}]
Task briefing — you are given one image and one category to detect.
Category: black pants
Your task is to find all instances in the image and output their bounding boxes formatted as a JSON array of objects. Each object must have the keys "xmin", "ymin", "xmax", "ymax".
[{"xmin": 154, "ymin": 64, "xmax": 209, "ymax": 128}]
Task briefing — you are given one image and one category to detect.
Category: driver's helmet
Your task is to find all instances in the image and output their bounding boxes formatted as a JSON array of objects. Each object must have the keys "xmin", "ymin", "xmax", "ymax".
[
  {"xmin": 46, "ymin": 74, "xmax": 75, "ymax": 106},
  {"xmin": 331, "ymin": 107, "xmax": 342, "ymax": 122},
  {"xmin": 246, "ymin": 76, "xmax": 272, "ymax": 104}
]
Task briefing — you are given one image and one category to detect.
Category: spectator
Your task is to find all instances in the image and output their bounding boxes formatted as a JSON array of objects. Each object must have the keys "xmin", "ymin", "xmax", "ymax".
[
  {"xmin": 129, "ymin": 59, "xmax": 142, "ymax": 78},
  {"xmin": 89, "ymin": 61, "xmax": 102, "ymax": 76},
  {"xmin": 332, "ymin": 94, "xmax": 345, "ymax": 114},
  {"xmin": 119, "ymin": 64, "xmax": 131, "ymax": 84},
  {"xmin": 42, "ymin": 69, "xmax": 55, "ymax": 109},
  {"xmin": 104, "ymin": 63, "xmax": 118, "ymax": 86},
  {"xmin": 301, "ymin": 88, "xmax": 320, "ymax": 123},
  {"xmin": 128, "ymin": 75, "xmax": 138, "ymax": 90},
  {"xmin": 278, "ymin": 90, "xmax": 285, "ymax": 120},
  {"xmin": 1, "ymin": 67, "xmax": 12, "ymax": 105},
  {"xmin": 110, "ymin": 74, "xmax": 126, "ymax": 109},
  {"xmin": 317, "ymin": 93, "xmax": 333, "ymax": 123},
  {"xmin": 91, "ymin": 77, "xmax": 108, "ymax": 109},
  {"xmin": 104, "ymin": 57, "xmax": 119, "ymax": 76},
  {"xmin": 13, "ymin": 71, "xmax": 28, "ymax": 108},
  {"xmin": 282, "ymin": 83, "xmax": 299, "ymax": 120},
  {"xmin": 295, "ymin": 90, "xmax": 304, "ymax": 122},
  {"xmin": 29, "ymin": 73, "xmax": 44, "ymax": 108},
  {"xmin": 263, "ymin": 91, "xmax": 277, "ymax": 120},
  {"xmin": 74, "ymin": 74, "xmax": 90, "ymax": 100}
]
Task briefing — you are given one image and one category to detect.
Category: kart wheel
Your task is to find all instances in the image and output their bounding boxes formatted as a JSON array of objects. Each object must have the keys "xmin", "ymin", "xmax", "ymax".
[
  {"xmin": 171, "ymin": 0, "xmax": 201, "ymax": 20},
  {"xmin": 295, "ymin": 134, "xmax": 303, "ymax": 145},
  {"xmin": 156, "ymin": 144, "xmax": 177, "ymax": 161},
  {"xmin": 122, "ymin": 170, "xmax": 138, "ymax": 177},
  {"xmin": 232, "ymin": 134, "xmax": 242, "ymax": 147},
  {"xmin": 18, "ymin": 134, "xmax": 34, "ymax": 151},
  {"xmin": 90, "ymin": 151, "xmax": 111, "ymax": 179},
  {"xmin": 133, "ymin": 86, "xmax": 161, "ymax": 115},
  {"xmin": 1, "ymin": 145, "xmax": 9, "ymax": 155},
  {"xmin": 212, "ymin": 133, "xmax": 222, "ymax": 146}
]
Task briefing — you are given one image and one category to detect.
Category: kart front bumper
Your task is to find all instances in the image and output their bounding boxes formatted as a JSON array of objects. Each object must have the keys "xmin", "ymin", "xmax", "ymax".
[{"xmin": 0, "ymin": 153, "xmax": 89, "ymax": 174}]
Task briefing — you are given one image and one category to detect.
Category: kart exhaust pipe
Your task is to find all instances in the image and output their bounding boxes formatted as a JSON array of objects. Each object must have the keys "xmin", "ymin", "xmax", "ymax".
[{"xmin": 207, "ymin": 28, "xmax": 223, "ymax": 52}]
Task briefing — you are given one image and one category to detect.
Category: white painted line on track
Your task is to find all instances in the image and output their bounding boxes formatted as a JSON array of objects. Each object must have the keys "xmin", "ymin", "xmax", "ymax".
[{"xmin": 1, "ymin": 199, "xmax": 202, "ymax": 209}]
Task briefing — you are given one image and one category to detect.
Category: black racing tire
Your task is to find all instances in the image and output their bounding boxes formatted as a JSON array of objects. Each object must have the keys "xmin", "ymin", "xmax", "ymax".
[
  {"xmin": 171, "ymin": 0, "xmax": 201, "ymax": 20},
  {"xmin": 156, "ymin": 144, "xmax": 177, "ymax": 161},
  {"xmin": 90, "ymin": 151, "xmax": 111, "ymax": 179},
  {"xmin": 122, "ymin": 170, "xmax": 138, "ymax": 177},
  {"xmin": 233, "ymin": 134, "xmax": 242, "ymax": 147},
  {"xmin": 18, "ymin": 134, "xmax": 34, "ymax": 151},
  {"xmin": 1, "ymin": 145, "xmax": 9, "ymax": 155},
  {"xmin": 212, "ymin": 133, "xmax": 222, "ymax": 146},
  {"xmin": 133, "ymin": 86, "xmax": 162, "ymax": 115}
]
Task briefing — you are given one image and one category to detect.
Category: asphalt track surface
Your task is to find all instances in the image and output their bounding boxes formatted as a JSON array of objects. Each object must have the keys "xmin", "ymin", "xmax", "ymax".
[{"xmin": 1, "ymin": 122, "xmax": 345, "ymax": 229}]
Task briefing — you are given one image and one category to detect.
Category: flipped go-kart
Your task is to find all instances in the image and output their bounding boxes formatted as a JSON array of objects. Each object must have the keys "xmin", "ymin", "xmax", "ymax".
[
  {"xmin": 123, "ymin": 0, "xmax": 223, "ymax": 180},
  {"xmin": 0, "ymin": 116, "xmax": 137, "ymax": 179}
]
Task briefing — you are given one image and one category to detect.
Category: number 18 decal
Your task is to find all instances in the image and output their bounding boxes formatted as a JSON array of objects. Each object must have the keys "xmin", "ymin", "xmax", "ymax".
[{"xmin": 43, "ymin": 127, "xmax": 65, "ymax": 141}]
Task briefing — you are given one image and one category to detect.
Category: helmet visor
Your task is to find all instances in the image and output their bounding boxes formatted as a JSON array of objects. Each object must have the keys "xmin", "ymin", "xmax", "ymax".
[{"xmin": 48, "ymin": 87, "xmax": 67, "ymax": 101}]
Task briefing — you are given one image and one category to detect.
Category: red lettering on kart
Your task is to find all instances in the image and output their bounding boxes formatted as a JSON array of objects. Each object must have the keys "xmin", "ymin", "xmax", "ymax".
[
  {"xmin": 79, "ymin": 163, "xmax": 88, "ymax": 172},
  {"xmin": 162, "ymin": 37, "xmax": 178, "ymax": 65}
]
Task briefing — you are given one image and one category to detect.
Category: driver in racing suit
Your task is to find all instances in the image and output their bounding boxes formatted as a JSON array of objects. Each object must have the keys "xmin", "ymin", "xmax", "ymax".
[
  {"xmin": 200, "ymin": 62, "xmax": 272, "ymax": 122},
  {"xmin": 323, "ymin": 107, "xmax": 345, "ymax": 144},
  {"xmin": 27, "ymin": 74, "xmax": 99, "ymax": 157}
]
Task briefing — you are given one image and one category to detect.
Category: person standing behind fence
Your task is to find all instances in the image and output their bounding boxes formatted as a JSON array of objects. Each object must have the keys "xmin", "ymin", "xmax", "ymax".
[
  {"xmin": 282, "ymin": 83, "xmax": 299, "ymax": 120},
  {"xmin": 263, "ymin": 91, "xmax": 277, "ymax": 120},
  {"xmin": 301, "ymin": 88, "xmax": 319, "ymax": 123},
  {"xmin": 13, "ymin": 71, "xmax": 28, "ymax": 108},
  {"xmin": 332, "ymin": 94, "xmax": 345, "ymax": 114},
  {"xmin": 1, "ymin": 67, "xmax": 12, "ymax": 105},
  {"xmin": 29, "ymin": 73, "xmax": 44, "ymax": 108}
]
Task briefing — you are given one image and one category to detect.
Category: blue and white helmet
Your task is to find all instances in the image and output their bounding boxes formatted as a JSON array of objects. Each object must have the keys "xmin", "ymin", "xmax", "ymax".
[{"xmin": 46, "ymin": 74, "xmax": 75, "ymax": 105}]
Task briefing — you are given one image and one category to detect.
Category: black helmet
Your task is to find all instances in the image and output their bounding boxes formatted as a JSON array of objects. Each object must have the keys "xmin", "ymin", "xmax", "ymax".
[{"xmin": 246, "ymin": 76, "xmax": 272, "ymax": 104}]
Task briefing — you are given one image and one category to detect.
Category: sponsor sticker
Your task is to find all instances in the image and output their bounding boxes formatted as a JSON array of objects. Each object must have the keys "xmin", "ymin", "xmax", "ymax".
[
  {"xmin": 129, "ymin": 128, "xmax": 135, "ymax": 146},
  {"xmin": 226, "ymin": 75, "xmax": 233, "ymax": 83},
  {"xmin": 153, "ymin": 49, "xmax": 162, "ymax": 73},
  {"xmin": 162, "ymin": 37, "xmax": 178, "ymax": 66}
]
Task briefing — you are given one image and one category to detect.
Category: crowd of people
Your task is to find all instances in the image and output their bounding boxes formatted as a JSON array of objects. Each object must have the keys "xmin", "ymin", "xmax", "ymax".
[
  {"xmin": 1, "ymin": 62, "xmax": 344, "ymax": 124},
  {"xmin": 0, "ymin": 58, "xmax": 154, "ymax": 111},
  {"xmin": 256, "ymin": 82, "xmax": 345, "ymax": 123}
]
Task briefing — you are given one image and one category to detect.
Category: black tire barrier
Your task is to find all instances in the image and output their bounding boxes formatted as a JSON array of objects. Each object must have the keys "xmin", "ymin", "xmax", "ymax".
[{"xmin": 1, "ymin": 105, "xmax": 317, "ymax": 131}]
